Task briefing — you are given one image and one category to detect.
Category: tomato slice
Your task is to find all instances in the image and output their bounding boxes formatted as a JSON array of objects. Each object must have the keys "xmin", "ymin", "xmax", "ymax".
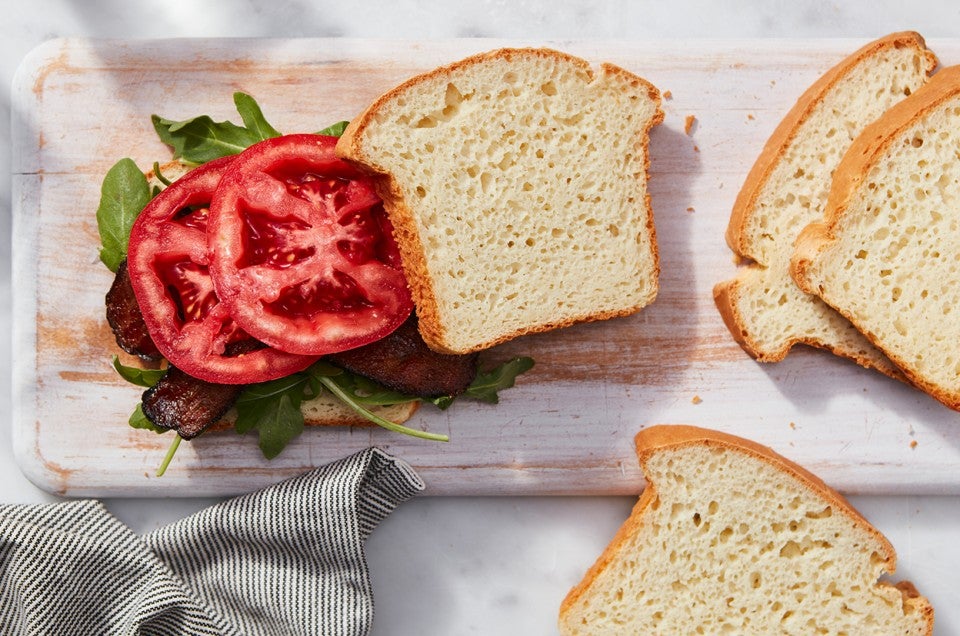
[
  {"xmin": 126, "ymin": 157, "xmax": 319, "ymax": 384},
  {"xmin": 208, "ymin": 134, "xmax": 413, "ymax": 355}
]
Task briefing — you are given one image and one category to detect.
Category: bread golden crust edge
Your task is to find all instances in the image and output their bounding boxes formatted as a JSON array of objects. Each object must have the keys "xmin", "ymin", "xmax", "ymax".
[
  {"xmin": 558, "ymin": 424, "xmax": 934, "ymax": 635},
  {"xmin": 712, "ymin": 276, "xmax": 907, "ymax": 380},
  {"xmin": 337, "ymin": 48, "xmax": 663, "ymax": 354},
  {"xmin": 724, "ymin": 31, "xmax": 937, "ymax": 258},
  {"xmin": 713, "ymin": 32, "xmax": 935, "ymax": 377},
  {"xmin": 791, "ymin": 64, "xmax": 960, "ymax": 411}
]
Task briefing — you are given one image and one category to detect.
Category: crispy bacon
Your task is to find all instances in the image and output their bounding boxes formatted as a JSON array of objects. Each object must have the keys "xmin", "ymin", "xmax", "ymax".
[
  {"xmin": 141, "ymin": 366, "xmax": 245, "ymax": 439},
  {"xmin": 105, "ymin": 260, "xmax": 162, "ymax": 360},
  {"xmin": 325, "ymin": 314, "xmax": 478, "ymax": 398}
]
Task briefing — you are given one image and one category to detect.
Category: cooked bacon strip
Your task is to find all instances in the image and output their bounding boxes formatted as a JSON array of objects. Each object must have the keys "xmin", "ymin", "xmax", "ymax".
[
  {"xmin": 325, "ymin": 314, "xmax": 478, "ymax": 398},
  {"xmin": 105, "ymin": 260, "xmax": 161, "ymax": 360},
  {"xmin": 142, "ymin": 366, "xmax": 244, "ymax": 439}
]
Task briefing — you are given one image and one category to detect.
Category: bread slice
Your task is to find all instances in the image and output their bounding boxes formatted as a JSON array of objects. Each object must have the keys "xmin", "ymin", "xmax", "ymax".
[
  {"xmin": 714, "ymin": 32, "xmax": 936, "ymax": 377},
  {"xmin": 214, "ymin": 399, "xmax": 419, "ymax": 431},
  {"xmin": 558, "ymin": 425, "xmax": 933, "ymax": 635},
  {"xmin": 792, "ymin": 64, "xmax": 960, "ymax": 411},
  {"xmin": 337, "ymin": 48, "xmax": 663, "ymax": 354}
]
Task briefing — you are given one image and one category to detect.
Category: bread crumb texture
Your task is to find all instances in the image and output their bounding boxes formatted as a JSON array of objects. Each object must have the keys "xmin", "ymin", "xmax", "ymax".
[
  {"xmin": 717, "ymin": 34, "xmax": 933, "ymax": 372},
  {"xmin": 559, "ymin": 428, "xmax": 933, "ymax": 635},
  {"xmin": 801, "ymin": 78, "xmax": 960, "ymax": 407},
  {"xmin": 345, "ymin": 49, "xmax": 662, "ymax": 352}
]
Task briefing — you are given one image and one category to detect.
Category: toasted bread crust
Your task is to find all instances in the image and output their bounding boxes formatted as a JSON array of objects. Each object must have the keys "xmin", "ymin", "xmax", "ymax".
[
  {"xmin": 792, "ymin": 64, "xmax": 960, "ymax": 411},
  {"xmin": 559, "ymin": 425, "xmax": 934, "ymax": 635},
  {"xmin": 337, "ymin": 48, "xmax": 662, "ymax": 354}
]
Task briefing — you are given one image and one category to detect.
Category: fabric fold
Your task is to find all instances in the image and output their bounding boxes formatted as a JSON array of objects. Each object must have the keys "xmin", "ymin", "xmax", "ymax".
[{"xmin": 0, "ymin": 447, "xmax": 424, "ymax": 636}]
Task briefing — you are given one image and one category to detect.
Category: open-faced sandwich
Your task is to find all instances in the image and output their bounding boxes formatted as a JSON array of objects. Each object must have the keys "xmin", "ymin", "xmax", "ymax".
[{"xmin": 99, "ymin": 48, "xmax": 664, "ymax": 471}]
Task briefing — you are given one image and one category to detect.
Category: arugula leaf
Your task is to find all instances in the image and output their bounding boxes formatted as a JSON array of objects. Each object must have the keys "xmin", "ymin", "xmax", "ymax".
[
  {"xmin": 130, "ymin": 402, "xmax": 181, "ymax": 476},
  {"xmin": 156, "ymin": 435, "xmax": 183, "ymax": 477},
  {"xmin": 112, "ymin": 356, "xmax": 166, "ymax": 388},
  {"xmin": 151, "ymin": 161, "xmax": 173, "ymax": 187},
  {"xmin": 316, "ymin": 121, "xmax": 350, "ymax": 137},
  {"xmin": 152, "ymin": 114, "xmax": 259, "ymax": 164},
  {"xmin": 129, "ymin": 403, "xmax": 167, "ymax": 434},
  {"xmin": 461, "ymin": 356, "xmax": 535, "ymax": 405},
  {"xmin": 96, "ymin": 158, "xmax": 151, "ymax": 272},
  {"xmin": 316, "ymin": 375, "xmax": 448, "ymax": 442},
  {"xmin": 234, "ymin": 92, "xmax": 282, "ymax": 140},
  {"xmin": 234, "ymin": 381, "xmax": 306, "ymax": 459},
  {"xmin": 152, "ymin": 92, "xmax": 282, "ymax": 164},
  {"xmin": 307, "ymin": 364, "xmax": 416, "ymax": 407}
]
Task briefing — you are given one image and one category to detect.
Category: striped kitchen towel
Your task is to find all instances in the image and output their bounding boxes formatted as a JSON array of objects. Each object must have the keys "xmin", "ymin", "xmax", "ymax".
[{"xmin": 0, "ymin": 447, "xmax": 424, "ymax": 636}]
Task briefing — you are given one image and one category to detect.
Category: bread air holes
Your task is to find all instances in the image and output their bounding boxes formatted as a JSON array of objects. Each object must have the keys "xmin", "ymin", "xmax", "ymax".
[
  {"xmin": 803, "ymin": 506, "xmax": 833, "ymax": 519},
  {"xmin": 719, "ymin": 526, "xmax": 734, "ymax": 543},
  {"xmin": 894, "ymin": 317, "xmax": 908, "ymax": 336},
  {"xmin": 479, "ymin": 171, "xmax": 493, "ymax": 194},
  {"xmin": 413, "ymin": 84, "xmax": 469, "ymax": 129}
]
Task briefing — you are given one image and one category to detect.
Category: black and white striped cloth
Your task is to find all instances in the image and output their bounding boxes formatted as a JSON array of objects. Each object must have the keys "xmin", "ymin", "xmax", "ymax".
[{"xmin": 0, "ymin": 447, "xmax": 424, "ymax": 636}]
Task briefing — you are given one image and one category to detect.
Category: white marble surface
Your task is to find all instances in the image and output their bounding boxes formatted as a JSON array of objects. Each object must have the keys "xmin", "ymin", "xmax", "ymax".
[{"xmin": 3, "ymin": 1, "xmax": 960, "ymax": 634}]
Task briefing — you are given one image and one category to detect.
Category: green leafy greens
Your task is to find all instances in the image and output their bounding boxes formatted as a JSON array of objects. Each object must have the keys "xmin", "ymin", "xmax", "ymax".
[
  {"xmin": 112, "ymin": 356, "xmax": 166, "ymax": 387},
  {"xmin": 101, "ymin": 93, "xmax": 535, "ymax": 470},
  {"xmin": 431, "ymin": 356, "xmax": 535, "ymax": 408},
  {"xmin": 96, "ymin": 158, "xmax": 152, "ymax": 272},
  {"xmin": 227, "ymin": 358, "xmax": 535, "ymax": 454},
  {"xmin": 316, "ymin": 120, "xmax": 350, "ymax": 137},
  {"xmin": 233, "ymin": 374, "xmax": 310, "ymax": 459},
  {"xmin": 152, "ymin": 92, "xmax": 282, "ymax": 163},
  {"xmin": 112, "ymin": 359, "xmax": 177, "ymax": 475}
]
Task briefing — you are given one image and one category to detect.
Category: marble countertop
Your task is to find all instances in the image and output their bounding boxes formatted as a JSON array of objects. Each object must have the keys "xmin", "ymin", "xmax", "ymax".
[{"xmin": 3, "ymin": 2, "xmax": 959, "ymax": 633}]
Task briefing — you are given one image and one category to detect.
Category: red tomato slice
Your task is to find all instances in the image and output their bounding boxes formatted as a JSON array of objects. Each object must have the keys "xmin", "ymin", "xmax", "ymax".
[
  {"xmin": 208, "ymin": 134, "xmax": 413, "ymax": 355},
  {"xmin": 126, "ymin": 157, "xmax": 319, "ymax": 384}
]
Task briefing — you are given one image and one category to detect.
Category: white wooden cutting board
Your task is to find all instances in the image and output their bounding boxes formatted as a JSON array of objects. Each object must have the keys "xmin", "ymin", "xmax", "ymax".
[{"xmin": 12, "ymin": 37, "xmax": 960, "ymax": 497}]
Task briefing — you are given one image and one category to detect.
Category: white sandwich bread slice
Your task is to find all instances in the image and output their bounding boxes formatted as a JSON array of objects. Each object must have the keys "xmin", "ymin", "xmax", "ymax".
[
  {"xmin": 714, "ymin": 32, "xmax": 937, "ymax": 377},
  {"xmin": 558, "ymin": 425, "xmax": 934, "ymax": 635},
  {"xmin": 214, "ymin": 399, "xmax": 419, "ymax": 431},
  {"xmin": 792, "ymin": 64, "xmax": 960, "ymax": 411},
  {"xmin": 337, "ymin": 48, "xmax": 663, "ymax": 354}
]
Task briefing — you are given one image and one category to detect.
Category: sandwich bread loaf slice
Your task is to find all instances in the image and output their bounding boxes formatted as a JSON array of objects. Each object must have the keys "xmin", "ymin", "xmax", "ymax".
[
  {"xmin": 792, "ymin": 64, "xmax": 960, "ymax": 411},
  {"xmin": 558, "ymin": 424, "xmax": 934, "ymax": 635},
  {"xmin": 214, "ymin": 400, "xmax": 419, "ymax": 432},
  {"xmin": 337, "ymin": 48, "xmax": 663, "ymax": 354},
  {"xmin": 714, "ymin": 32, "xmax": 936, "ymax": 376}
]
